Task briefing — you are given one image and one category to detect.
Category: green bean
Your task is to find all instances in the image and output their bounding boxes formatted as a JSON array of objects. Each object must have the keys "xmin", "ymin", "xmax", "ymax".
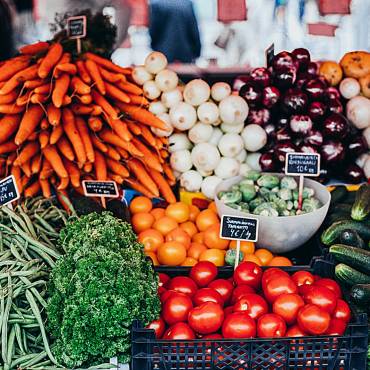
[
  {"xmin": 14, "ymin": 323, "xmax": 25, "ymax": 355},
  {"xmin": 18, "ymin": 207, "xmax": 38, "ymax": 239},
  {"xmin": 34, "ymin": 214, "xmax": 57, "ymax": 234},
  {"xmin": 26, "ymin": 359, "xmax": 53, "ymax": 369},
  {"xmin": 9, "ymin": 313, "xmax": 35, "ymax": 320},
  {"xmin": 10, "ymin": 243, "xmax": 25, "ymax": 261},
  {"xmin": 0, "ymin": 270, "xmax": 40, "ymax": 279},
  {"xmin": 1, "ymin": 207, "xmax": 31, "ymax": 235},
  {"xmin": 0, "ymin": 251, "xmax": 11, "ymax": 262},
  {"xmin": 1, "ymin": 275, "xmax": 12, "ymax": 364},
  {"xmin": 21, "ymin": 350, "xmax": 47, "ymax": 368},
  {"xmin": 19, "ymin": 277, "xmax": 47, "ymax": 308},
  {"xmin": 6, "ymin": 325, "xmax": 15, "ymax": 365},
  {"xmin": 10, "ymin": 353, "xmax": 39, "ymax": 368},
  {"xmin": 0, "ymin": 231, "xmax": 3, "ymax": 253},
  {"xmin": 22, "ymin": 327, "xmax": 28, "ymax": 353},
  {"xmin": 9, "ymin": 318, "xmax": 37, "ymax": 324}
]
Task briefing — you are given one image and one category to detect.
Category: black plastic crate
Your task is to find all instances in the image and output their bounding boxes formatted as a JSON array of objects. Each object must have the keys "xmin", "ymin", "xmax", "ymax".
[{"xmin": 131, "ymin": 259, "xmax": 368, "ymax": 370}]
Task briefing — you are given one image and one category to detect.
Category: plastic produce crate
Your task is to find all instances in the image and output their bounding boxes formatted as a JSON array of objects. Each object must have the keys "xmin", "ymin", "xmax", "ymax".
[{"xmin": 131, "ymin": 259, "xmax": 368, "ymax": 370}]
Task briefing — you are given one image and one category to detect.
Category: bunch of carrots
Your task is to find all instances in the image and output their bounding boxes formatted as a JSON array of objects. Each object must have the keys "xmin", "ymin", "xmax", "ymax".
[{"xmin": 0, "ymin": 41, "xmax": 176, "ymax": 203}]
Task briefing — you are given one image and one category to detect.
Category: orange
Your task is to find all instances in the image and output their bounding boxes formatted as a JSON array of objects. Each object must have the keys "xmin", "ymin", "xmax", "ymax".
[
  {"xmin": 203, "ymin": 224, "xmax": 229, "ymax": 250},
  {"xmin": 208, "ymin": 201, "xmax": 217, "ymax": 213},
  {"xmin": 181, "ymin": 257, "xmax": 198, "ymax": 266},
  {"xmin": 153, "ymin": 216, "xmax": 178, "ymax": 235},
  {"xmin": 189, "ymin": 205, "xmax": 200, "ymax": 222},
  {"xmin": 243, "ymin": 254, "xmax": 262, "ymax": 266},
  {"xmin": 192, "ymin": 232, "xmax": 204, "ymax": 244},
  {"xmin": 157, "ymin": 241, "xmax": 187, "ymax": 266},
  {"xmin": 151, "ymin": 208, "xmax": 166, "ymax": 220},
  {"xmin": 180, "ymin": 221, "xmax": 198, "ymax": 238},
  {"xmin": 229, "ymin": 240, "xmax": 255, "ymax": 255},
  {"xmin": 188, "ymin": 242, "xmax": 207, "ymax": 260},
  {"xmin": 138, "ymin": 229, "xmax": 164, "ymax": 253},
  {"xmin": 131, "ymin": 212, "xmax": 155, "ymax": 233},
  {"xmin": 254, "ymin": 249, "xmax": 274, "ymax": 266},
  {"xmin": 165, "ymin": 202, "xmax": 190, "ymax": 223},
  {"xmin": 196, "ymin": 209, "xmax": 219, "ymax": 232},
  {"xmin": 145, "ymin": 252, "xmax": 159, "ymax": 266},
  {"xmin": 199, "ymin": 248, "xmax": 225, "ymax": 266},
  {"xmin": 268, "ymin": 256, "xmax": 293, "ymax": 267},
  {"xmin": 165, "ymin": 227, "xmax": 191, "ymax": 250},
  {"xmin": 130, "ymin": 196, "xmax": 152, "ymax": 214}
]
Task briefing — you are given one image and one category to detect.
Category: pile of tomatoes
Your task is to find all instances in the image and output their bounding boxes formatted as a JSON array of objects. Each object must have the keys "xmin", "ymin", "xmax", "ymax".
[
  {"xmin": 147, "ymin": 261, "xmax": 351, "ymax": 340},
  {"xmin": 129, "ymin": 196, "xmax": 292, "ymax": 267}
]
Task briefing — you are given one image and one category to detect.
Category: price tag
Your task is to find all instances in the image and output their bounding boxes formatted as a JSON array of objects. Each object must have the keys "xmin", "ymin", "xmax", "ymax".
[
  {"xmin": 67, "ymin": 16, "xmax": 87, "ymax": 39},
  {"xmin": 82, "ymin": 180, "xmax": 119, "ymax": 198},
  {"xmin": 220, "ymin": 215, "xmax": 259, "ymax": 242},
  {"xmin": 265, "ymin": 43, "xmax": 275, "ymax": 67},
  {"xmin": 217, "ymin": 0, "xmax": 247, "ymax": 23},
  {"xmin": 285, "ymin": 153, "xmax": 320, "ymax": 177},
  {"xmin": 0, "ymin": 175, "xmax": 20, "ymax": 207}
]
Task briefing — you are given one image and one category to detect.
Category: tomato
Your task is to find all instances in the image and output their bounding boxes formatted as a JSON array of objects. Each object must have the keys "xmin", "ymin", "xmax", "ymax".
[
  {"xmin": 272, "ymin": 293, "xmax": 304, "ymax": 325},
  {"xmin": 208, "ymin": 279, "xmax": 234, "ymax": 304},
  {"xmin": 297, "ymin": 304, "xmax": 330, "ymax": 335},
  {"xmin": 233, "ymin": 293, "xmax": 268, "ymax": 320},
  {"xmin": 188, "ymin": 302, "xmax": 224, "ymax": 335},
  {"xmin": 229, "ymin": 240, "xmax": 255, "ymax": 255},
  {"xmin": 166, "ymin": 202, "xmax": 190, "ymax": 223},
  {"xmin": 291, "ymin": 271, "xmax": 315, "ymax": 287},
  {"xmin": 233, "ymin": 262, "xmax": 262, "ymax": 289},
  {"xmin": 262, "ymin": 268, "xmax": 290, "ymax": 289},
  {"xmin": 151, "ymin": 208, "xmax": 165, "ymax": 220},
  {"xmin": 314, "ymin": 278, "xmax": 342, "ymax": 299},
  {"xmin": 162, "ymin": 292, "xmax": 193, "ymax": 325},
  {"xmin": 325, "ymin": 318, "xmax": 346, "ymax": 335},
  {"xmin": 163, "ymin": 322, "xmax": 195, "ymax": 340},
  {"xmin": 146, "ymin": 317, "xmax": 166, "ymax": 338},
  {"xmin": 223, "ymin": 306, "xmax": 234, "ymax": 318},
  {"xmin": 303, "ymin": 285, "xmax": 337, "ymax": 314},
  {"xmin": 189, "ymin": 205, "xmax": 200, "ymax": 222},
  {"xmin": 160, "ymin": 289, "xmax": 177, "ymax": 303},
  {"xmin": 165, "ymin": 227, "xmax": 191, "ymax": 249},
  {"xmin": 254, "ymin": 249, "xmax": 274, "ymax": 266},
  {"xmin": 268, "ymin": 256, "xmax": 292, "ymax": 266},
  {"xmin": 332, "ymin": 299, "xmax": 351, "ymax": 323},
  {"xmin": 181, "ymin": 257, "xmax": 197, "ymax": 266},
  {"xmin": 298, "ymin": 284, "xmax": 314, "ymax": 297},
  {"xmin": 230, "ymin": 285, "xmax": 255, "ymax": 304},
  {"xmin": 257, "ymin": 313, "xmax": 286, "ymax": 338},
  {"xmin": 167, "ymin": 276, "xmax": 198, "ymax": 297},
  {"xmin": 286, "ymin": 325, "xmax": 307, "ymax": 337},
  {"xmin": 222, "ymin": 312, "xmax": 256, "ymax": 338},
  {"xmin": 203, "ymin": 224, "xmax": 229, "ymax": 250},
  {"xmin": 189, "ymin": 261, "xmax": 218, "ymax": 287},
  {"xmin": 193, "ymin": 288, "xmax": 224, "ymax": 307},
  {"xmin": 263, "ymin": 276, "xmax": 298, "ymax": 304},
  {"xmin": 159, "ymin": 273, "xmax": 170, "ymax": 288},
  {"xmin": 157, "ymin": 241, "xmax": 187, "ymax": 266},
  {"xmin": 203, "ymin": 333, "xmax": 223, "ymax": 340}
]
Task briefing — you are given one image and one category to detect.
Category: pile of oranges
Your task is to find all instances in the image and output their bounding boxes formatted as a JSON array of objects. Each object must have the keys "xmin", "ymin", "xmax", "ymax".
[{"xmin": 129, "ymin": 196, "xmax": 292, "ymax": 267}]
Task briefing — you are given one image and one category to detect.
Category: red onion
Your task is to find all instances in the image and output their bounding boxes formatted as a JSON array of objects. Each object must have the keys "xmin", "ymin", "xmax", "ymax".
[
  {"xmin": 262, "ymin": 86, "xmax": 280, "ymax": 108},
  {"xmin": 259, "ymin": 152, "xmax": 277, "ymax": 171},
  {"xmin": 344, "ymin": 164, "xmax": 365, "ymax": 183},
  {"xmin": 281, "ymin": 89, "xmax": 308, "ymax": 114},
  {"xmin": 250, "ymin": 67, "xmax": 271, "ymax": 87},
  {"xmin": 320, "ymin": 140, "xmax": 346, "ymax": 164},
  {"xmin": 274, "ymin": 67, "xmax": 297, "ymax": 90},
  {"xmin": 347, "ymin": 137, "xmax": 368, "ymax": 157},
  {"xmin": 322, "ymin": 113, "xmax": 349, "ymax": 139},
  {"xmin": 304, "ymin": 129, "xmax": 323, "ymax": 146},
  {"xmin": 276, "ymin": 127, "xmax": 292, "ymax": 142},
  {"xmin": 292, "ymin": 48, "xmax": 311, "ymax": 71},
  {"xmin": 239, "ymin": 82, "xmax": 262, "ymax": 107},
  {"xmin": 290, "ymin": 115, "xmax": 313, "ymax": 135},
  {"xmin": 304, "ymin": 79, "xmax": 326, "ymax": 100},
  {"xmin": 247, "ymin": 108, "xmax": 271, "ymax": 125},
  {"xmin": 327, "ymin": 98, "xmax": 344, "ymax": 114},
  {"xmin": 272, "ymin": 51, "xmax": 296, "ymax": 70},
  {"xmin": 308, "ymin": 101, "xmax": 326, "ymax": 121},
  {"xmin": 274, "ymin": 142, "xmax": 297, "ymax": 162}
]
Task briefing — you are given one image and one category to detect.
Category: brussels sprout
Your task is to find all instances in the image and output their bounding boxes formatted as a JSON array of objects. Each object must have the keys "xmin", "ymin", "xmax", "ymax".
[
  {"xmin": 286, "ymin": 201, "xmax": 294, "ymax": 211},
  {"xmin": 281, "ymin": 176, "xmax": 297, "ymax": 190},
  {"xmin": 231, "ymin": 185, "xmax": 240, "ymax": 191},
  {"xmin": 271, "ymin": 186, "xmax": 280, "ymax": 193},
  {"xmin": 267, "ymin": 192, "xmax": 279, "ymax": 202},
  {"xmin": 302, "ymin": 197, "xmax": 321, "ymax": 210},
  {"xmin": 290, "ymin": 210, "xmax": 297, "ymax": 216},
  {"xmin": 303, "ymin": 187, "xmax": 315, "ymax": 198},
  {"xmin": 253, "ymin": 202, "xmax": 279, "ymax": 217},
  {"xmin": 257, "ymin": 175, "xmax": 280, "ymax": 189},
  {"xmin": 239, "ymin": 179, "xmax": 255, "ymax": 187},
  {"xmin": 228, "ymin": 203, "xmax": 241, "ymax": 210},
  {"xmin": 239, "ymin": 202, "xmax": 250, "ymax": 213},
  {"xmin": 249, "ymin": 197, "xmax": 264, "ymax": 211},
  {"xmin": 225, "ymin": 249, "xmax": 244, "ymax": 266},
  {"xmin": 292, "ymin": 190, "xmax": 299, "ymax": 201},
  {"xmin": 282, "ymin": 210, "xmax": 290, "ymax": 216},
  {"xmin": 245, "ymin": 170, "xmax": 261, "ymax": 181},
  {"xmin": 219, "ymin": 190, "xmax": 242, "ymax": 204},
  {"xmin": 273, "ymin": 198, "xmax": 287, "ymax": 215},
  {"xmin": 278, "ymin": 188, "xmax": 292, "ymax": 201},
  {"xmin": 240, "ymin": 184, "xmax": 256, "ymax": 202},
  {"xmin": 293, "ymin": 200, "xmax": 299, "ymax": 209},
  {"xmin": 259, "ymin": 187, "xmax": 271, "ymax": 200}
]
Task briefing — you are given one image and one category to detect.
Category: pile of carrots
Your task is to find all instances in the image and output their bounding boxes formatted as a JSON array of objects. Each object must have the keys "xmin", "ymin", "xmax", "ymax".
[{"xmin": 0, "ymin": 41, "xmax": 176, "ymax": 203}]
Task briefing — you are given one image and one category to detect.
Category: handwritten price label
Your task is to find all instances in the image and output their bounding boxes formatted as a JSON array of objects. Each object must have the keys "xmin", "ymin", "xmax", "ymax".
[
  {"xmin": 220, "ymin": 215, "xmax": 258, "ymax": 242},
  {"xmin": 285, "ymin": 153, "xmax": 320, "ymax": 177},
  {"xmin": 0, "ymin": 175, "xmax": 20, "ymax": 207}
]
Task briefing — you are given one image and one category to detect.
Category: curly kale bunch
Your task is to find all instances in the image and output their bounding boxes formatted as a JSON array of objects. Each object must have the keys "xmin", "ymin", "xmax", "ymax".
[{"xmin": 47, "ymin": 212, "xmax": 160, "ymax": 368}]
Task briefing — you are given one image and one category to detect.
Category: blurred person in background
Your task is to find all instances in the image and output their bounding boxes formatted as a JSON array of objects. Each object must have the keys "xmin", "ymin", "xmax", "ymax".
[
  {"xmin": 149, "ymin": 0, "xmax": 201, "ymax": 63},
  {"xmin": 0, "ymin": 0, "xmax": 15, "ymax": 60}
]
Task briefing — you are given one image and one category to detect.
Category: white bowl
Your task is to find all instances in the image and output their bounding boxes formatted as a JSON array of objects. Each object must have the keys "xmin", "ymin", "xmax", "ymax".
[{"xmin": 215, "ymin": 174, "xmax": 331, "ymax": 253}]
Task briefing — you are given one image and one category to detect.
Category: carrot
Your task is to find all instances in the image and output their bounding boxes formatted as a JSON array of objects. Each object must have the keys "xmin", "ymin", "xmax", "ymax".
[
  {"xmin": 76, "ymin": 60, "xmax": 91, "ymax": 84},
  {"xmin": 27, "ymin": 132, "xmax": 38, "ymax": 141},
  {"xmin": 85, "ymin": 52, "xmax": 132, "ymax": 75},
  {"xmin": 127, "ymin": 158, "xmax": 160, "ymax": 197},
  {"xmin": 88, "ymin": 116, "xmax": 103, "ymax": 132},
  {"xmin": 46, "ymin": 104, "xmax": 61, "ymax": 126},
  {"xmin": 62, "ymin": 95, "xmax": 72, "ymax": 106},
  {"xmin": 99, "ymin": 129, "xmax": 143, "ymax": 157},
  {"xmin": 30, "ymin": 93, "xmax": 48, "ymax": 104},
  {"xmin": 55, "ymin": 63, "xmax": 77, "ymax": 75},
  {"xmin": 24, "ymin": 180, "xmax": 41, "ymax": 197},
  {"xmin": 38, "ymin": 43, "xmax": 63, "ymax": 78},
  {"xmin": 63, "ymin": 158, "xmax": 80, "ymax": 188},
  {"xmin": 124, "ymin": 178, "xmax": 156, "ymax": 198},
  {"xmin": 125, "ymin": 93, "xmax": 149, "ymax": 106},
  {"xmin": 6, "ymin": 152, "xmax": 16, "ymax": 166},
  {"xmin": 11, "ymin": 165, "xmax": 22, "ymax": 194},
  {"xmin": 0, "ymin": 115, "xmax": 21, "ymax": 143},
  {"xmin": 0, "ymin": 104, "xmax": 24, "ymax": 114},
  {"xmin": 106, "ymin": 145, "xmax": 121, "ymax": 161},
  {"xmin": 0, "ymin": 90, "xmax": 19, "ymax": 104},
  {"xmin": 105, "ymin": 82, "xmax": 130, "ymax": 103},
  {"xmin": 75, "ymin": 117, "xmax": 95, "ymax": 162},
  {"xmin": 83, "ymin": 162, "xmax": 93, "ymax": 173},
  {"xmin": 85, "ymin": 60, "xmax": 106, "ymax": 95},
  {"xmin": 149, "ymin": 169, "xmax": 176, "ymax": 203},
  {"xmin": 42, "ymin": 145, "xmax": 68, "ymax": 178},
  {"xmin": 24, "ymin": 79, "xmax": 46, "ymax": 89},
  {"xmin": 91, "ymin": 90, "xmax": 118, "ymax": 119},
  {"xmin": 40, "ymin": 159, "xmax": 53, "ymax": 180},
  {"xmin": 16, "ymin": 91, "xmax": 32, "ymax": 106},
  {"xmin": 91, "ymin": 135, "xmax": 108, "ymax": 153},
  {"xmin": 108, "ymin": 118, "xmax": 133, "ymax": 141},
  {"xmin": 14, "ymin": 141, "xmax": 39, "ymax": 166},
  {"xmin": 20, "ymin": 41, "xmax": 49, "ymax": 55},
  {"xmin": 49, "ymin": 124, "xmax": 63, "ymax": 145},
  {"xmin": 116, "ymin": 81, "xmax": 143, "ymax": 96},
  {"xmin": 131, "ymin": 138, "xmax": 162, "ymax": 171},
  {"xmin": 62, "ymin": 108, "xmax": 86, "ymax": 166},
  {"xmin": 0, "ymin": 58, "xmax": 30, "ymax": 82},
  {"xmin": 57, "ymin": 136, "xmax": 75, "ymax": 161},
  {"xmin": 127, "ymin": 121, "xmax": 142, "ymax": 135},
  {"xmin": 31, "ymin": 155, "xmax": 42, "ymax": 174},
  {"xmin": 92, "ymin": 105, "xmax": 103, "ymax": 116},
  {"xmin": 109, "ymin": 172, "xmax": 124, "ymax": 184},
  {"xmin": 21, "ymin": 175, "xmax": 30, "ymax": 189},
  {"xmin": 78, "ymin": 94, "xmax": 92, "ymax": 105},
  {"xmin": 160, "ymin": 149, "xmax": 169, "ymax": 159},
  {"xmin": 71, "ymin": 76, "xmax": 91, "ymax": 94},
  {"xmin": 160, "ymin": 136, "xmax": 169, "ymax": 145},
  {"xmin": 0, "ymin": 64, "xmax": 38, "ymax": 95},
  {"xmin": 40, "ymin": 118, "xmax": 49, "ymax": 130},
  {"xmin": 163, "ymin": 163, "xmax": 176, "ymax": 184},
  {"xmin": 14, "ymin": 105, "xmax": 44, "ymax": 145},
  {"xmin": 94, "ymin": 150, "xmax": 107, "ymax": 181},
  {"xmin": 70, "ymin": 103, "xmax": 94, "ymax": 115},
  {"xmin": 141, "ymin": 125, "xmax": 157, "ymax": 147},
  {"xmin": 106, "ymin": 158, "xmax": 129, "ymax": 178},
  {"xmin": 52, "ymin": 73, "xmax": 70, "ymax": 108},
  {"xmin": 34, "ymin": 84, "xmax": 51, "ymax": 95},
  {"xmin": 20, "ymin": 161, "xmax": 32, "ymax": 177},
  {"xmin": 0, "ymin": 141, "xmax": 17, "ymax": 155},
  {"xmin": 100, "ymin": 67, "xmax": 126, "ymax": 83},
  {"xmin": 57, "ymin": 176, "xmax": 69, "ymax": 190},
  {"xmin": 39, "ymin": 178, "xmax": 51, "ymax": 198},
  {"xmin": 116, "ymin": 147, "xmax": 129, "ymax": 159}
]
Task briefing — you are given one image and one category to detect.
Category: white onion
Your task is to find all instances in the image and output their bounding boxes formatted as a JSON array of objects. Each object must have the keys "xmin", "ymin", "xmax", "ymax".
[
  {"xmin": 219, "ymin": 95, "xmax": 249, "ymax": 125},
  {"xmin": 149, "ymin": 101, "xmax": 167, "ymax": 115},
  {"xmin": 356, "ymin": 153, "xmax": 370, "ymax": 168},
  {"xmin": 170, "ymin": 149, "xmax": 192, "ymax": 173},
  {"xmin": 144, "ymin": 51, "xmax": 168, "ymax": 74},
  {"xmin": 235, "ymin": 149, "xmax": 247, "ymax": 163},
  {"xmin": 183, "ymin": 79, "xmax": 210, "ymax": 106},
  {"xmin": 169, "ymin": 133, "xmax": 192, "ymax": 153},
  {"xmin": 346, "ymin": 96, "xmax": 370, "ymax": 129},
  {"xmin": 211, "ymin": 82, "xmax": 231, "ymax": 102},
  {"xmin": 161, "ymin": 88, "xmax": 183, "ymax": 108},
  {"xmin": 155, "ymin": 69, "xmax": 179, "ymax": 92},
  {"xmin": 180, "ymin": 170, "xmax": 203, "ymax": 192},
  {"xmin": 132, "ymin": 66, "xmax": 153, "ymax": 85},
  {"xmin": 188, "ymin": 123, "xmax": 213, "ymax": 144},
  {"xmin": 143, "ymin": 80, "xmax": 161, "ymax": 100},
  {"xmin": 191, "ymin": 143, "xmax": 220, "ymax": 171},
  {"xmin": 151, "ymin": 113, "xmax": 173, "ymax": 137},
  {"xmin": 246, "ymin": 152, "xmax": 262, "ymax": 171},
  {"xmin": 363, "ymin": 126, "xmax": 370, "ymax": 148},
  {"xmin": 197, "ymin": 102, "xmax": 219, "ymax": 124},
  {"xmin": 339, "ymin": 78, "xmax": 361, "ymax": 100},
  {"xmin": 212, "ymin": 118, "xmax": 222, "ymax": 126},
  {"xmin": 169, "ymin": 102, "xmax": 197, "ymax": 130},
  {"xmin": 221, "ymin": 122, "xmax": 244, "ymax": 134},
  {"xmin": 239, "ymin": 162, "xmax": 252, "ymax": 176},
  {"xmin": 218, "ymin": 133, "xmax": 244, "ymax": 157},
  {"xmin": 214, "ymin": 157, "xmax": 240, "ymax": 179},
  {"xmin": 209, "ymin": 128, "xmax": 223, "ymax": 146},
  {"xmin": 196, "ymin": 167, "xmax": 213, "ymax": 177},
  {"xmin": 201, "ymin": 176, "xmax": 222, "ymax": 199},
  {"xmin": 364, "ymin": 156, "xmax": 370, "ymax": 179},
  {"xmin": 241, "ymin": 124, "xmax": 267, "ymax": 152}
]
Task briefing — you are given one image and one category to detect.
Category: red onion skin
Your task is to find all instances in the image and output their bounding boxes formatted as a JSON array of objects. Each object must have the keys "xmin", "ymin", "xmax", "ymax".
[{"xmin": 290, "ymin": 115, "xmax": 313, "ymax": 136}]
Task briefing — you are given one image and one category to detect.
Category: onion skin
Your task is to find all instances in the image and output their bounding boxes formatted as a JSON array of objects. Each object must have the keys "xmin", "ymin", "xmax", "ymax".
[
  {"xmin": 299, "ymin": 143, "xmax": 318, "ymax": 154},
  {"xmin": 247, "ymin": 108, "xmax": 271, "ymax": 125},
  {"xmin": 290, "ymin": 115, "xmax": 313, "ymax": 136}
]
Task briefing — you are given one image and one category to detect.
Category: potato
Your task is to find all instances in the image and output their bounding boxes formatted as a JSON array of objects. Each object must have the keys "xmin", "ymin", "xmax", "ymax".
[
  {"xmin": 359, "ymin": 73, "xmax": 370, "ymax": 98},
  {"xmin": 340, "ymin": 51, "xmax": 370, "ymax": 79},
  {"xmin": 319, "ymin": 61, "xmax": 343, "ymax": 86}
]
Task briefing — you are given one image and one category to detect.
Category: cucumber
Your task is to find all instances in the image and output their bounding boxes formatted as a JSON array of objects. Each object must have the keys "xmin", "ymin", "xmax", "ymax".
[
  {"xmin": 330, "ymin": 186, "xmax": 348, "ymax": 204},
  {"xmin": 339, "ymin": 229, "xmax": 366, "ymax": 249},
  {"xmin": 351, "ymin": 184, "xmax": 370, "ymax": 221},
  {"xmin": 321, "ymin": 220, "xmax": 370, "ymax": 245},
  {"xmin": 330, "ymin": 244, "xmax": 370, "ymax": 274},
  {"xmin": 350, "ymin": 284, "xmax": 370, "ymax": 305},
  {"xmin": 335, "ymin": 263, "xmax": 370, "ymax": 285}
]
